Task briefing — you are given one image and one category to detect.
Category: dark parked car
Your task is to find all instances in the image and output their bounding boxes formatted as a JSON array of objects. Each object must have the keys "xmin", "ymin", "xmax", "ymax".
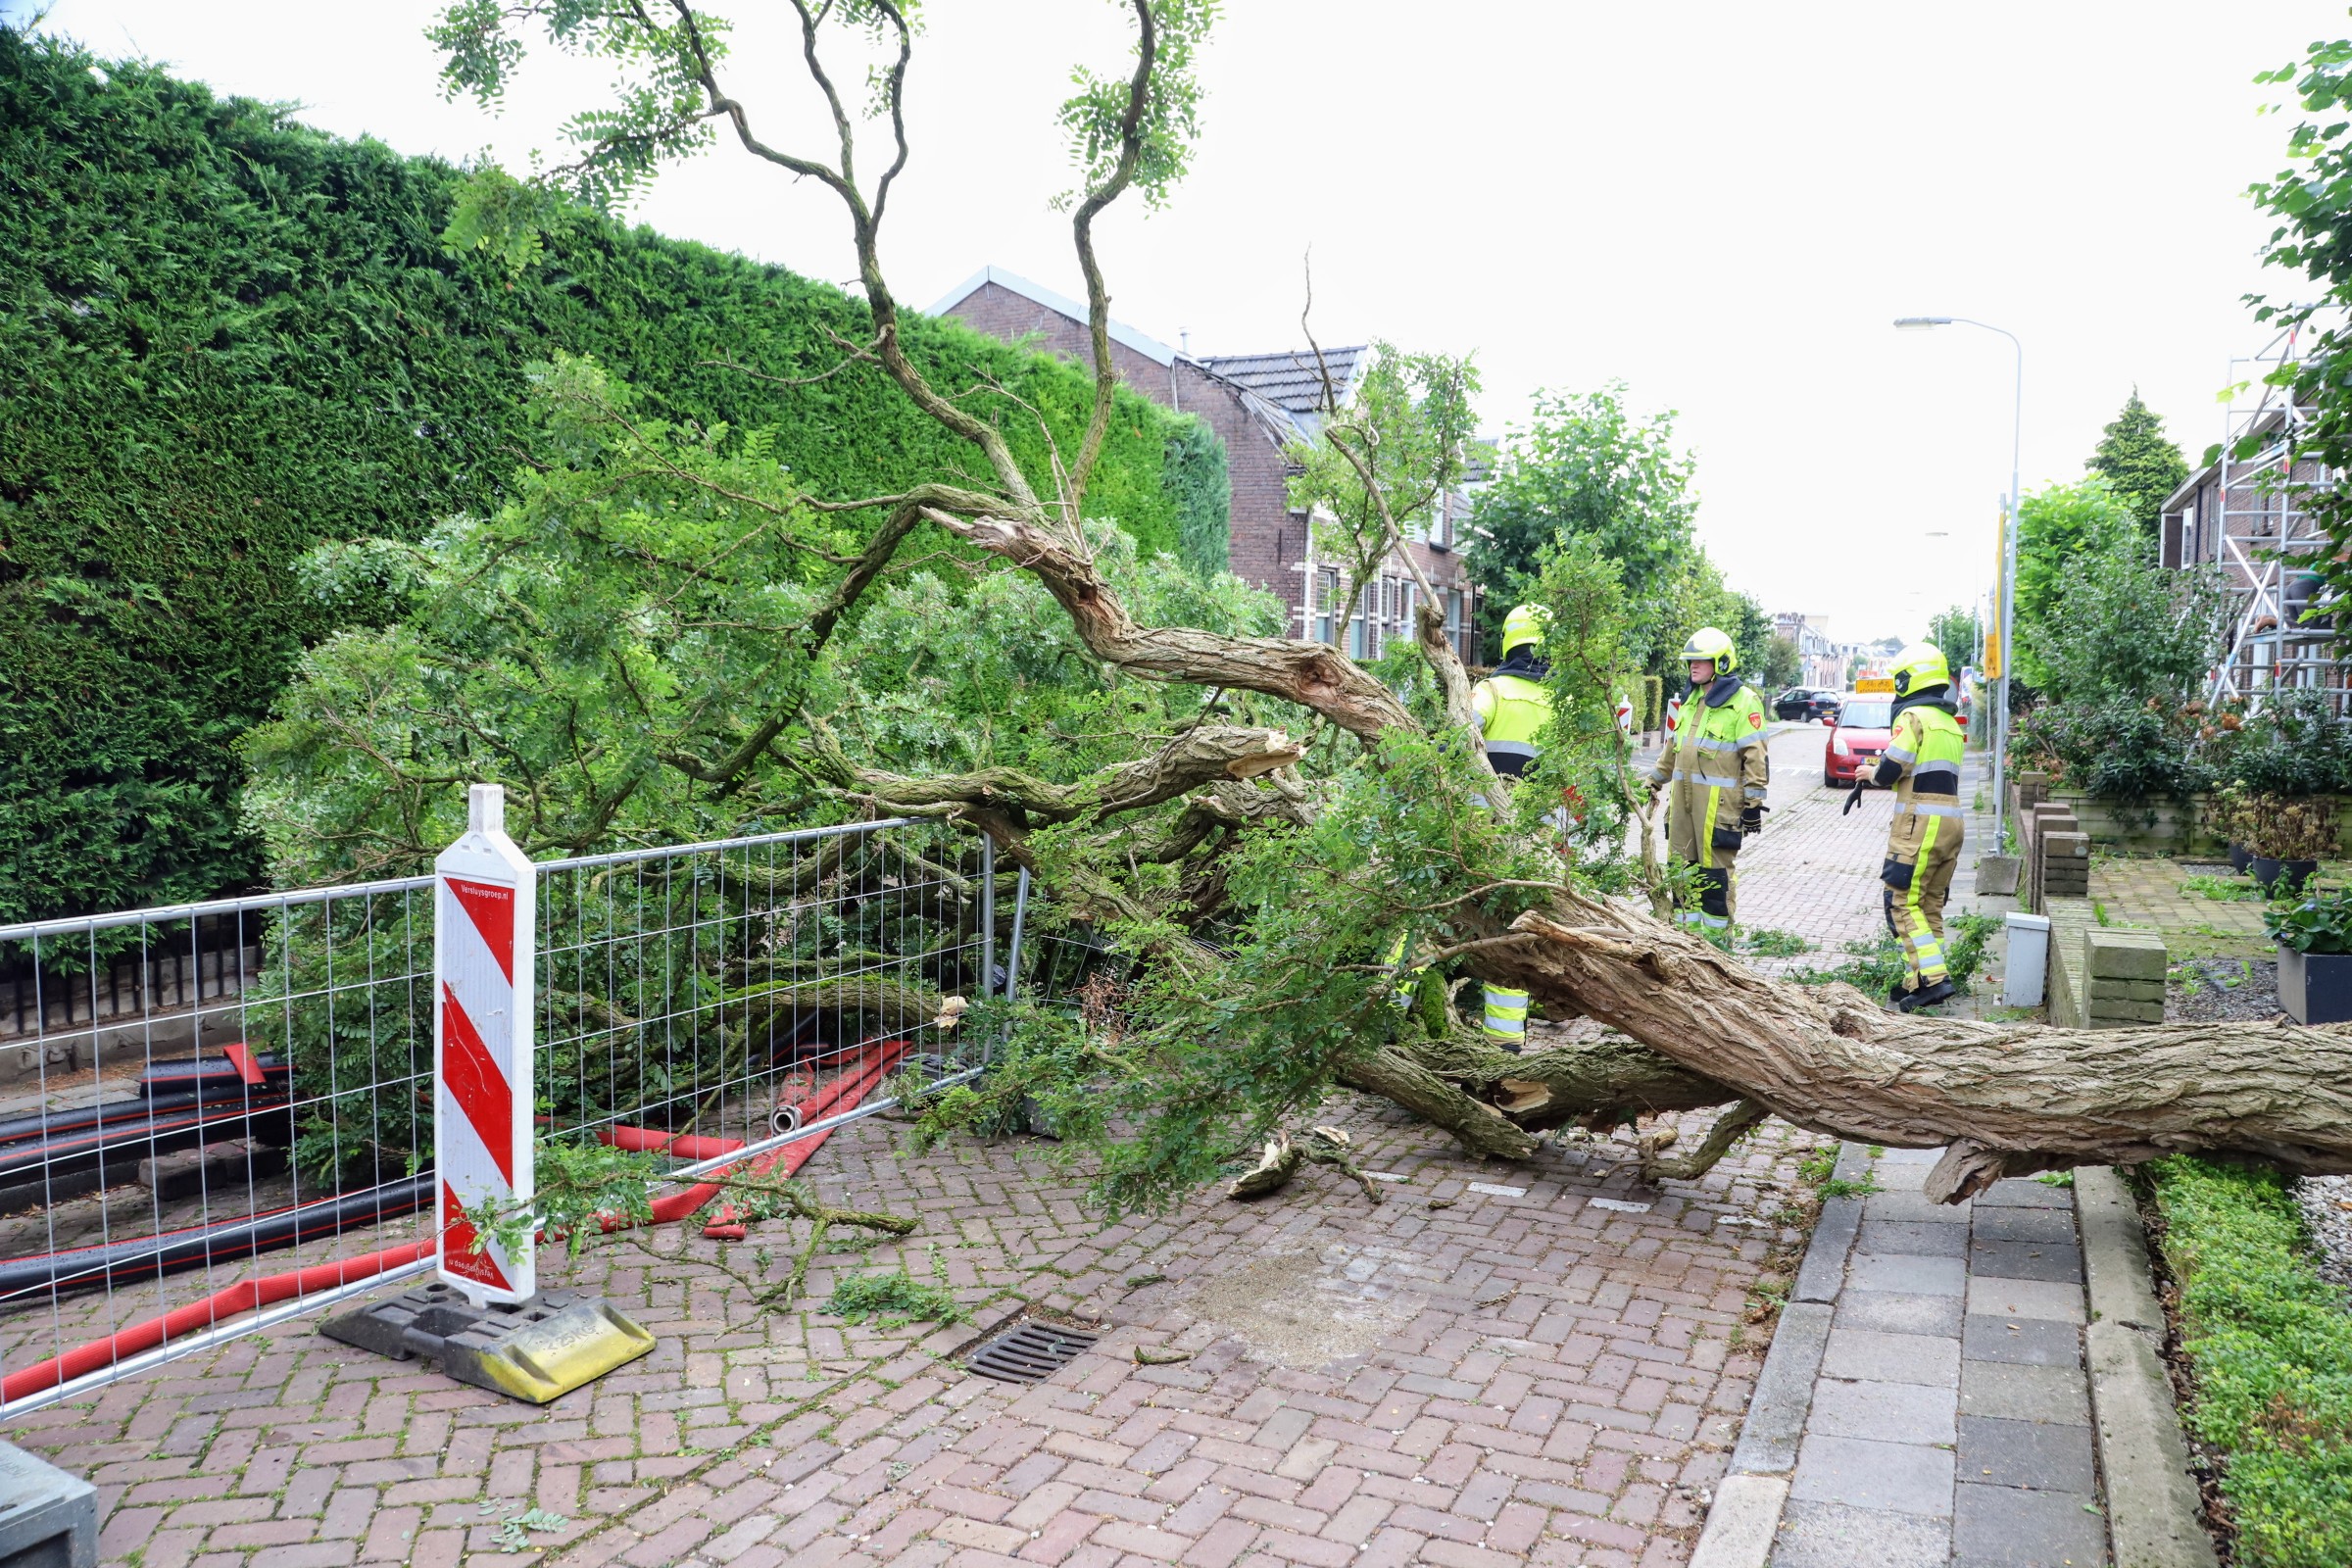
[{"xmin": 1773, "ymin": 687, "xmax": 1841, "ymax": 722}]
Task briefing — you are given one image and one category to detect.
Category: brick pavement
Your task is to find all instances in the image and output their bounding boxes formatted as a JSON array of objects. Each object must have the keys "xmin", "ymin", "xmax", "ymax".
[
  {"xmin": 2086, "ymin": 855, "xmax": 2269, "ymax": 960},
  {"xmin": 2, "ymin": 722, "xmax": 1936, "ymax": 1568},
  {"xmin": 5, "ymin": 1098, "xmax": 1827, "ymax": 1568}
]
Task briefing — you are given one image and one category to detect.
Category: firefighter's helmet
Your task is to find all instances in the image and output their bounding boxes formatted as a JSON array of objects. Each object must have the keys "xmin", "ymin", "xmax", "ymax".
[
  {"xmin": 1500, "ymin": 603, "xmax": 1552, "ymax": 657},
  {"xmin": 1891, "ymin": 642, "xmax": 1952, "ymax": 698},
  {"xmin": 1679, "ymin": 625, "xmax": 1738, "ymax": 674}
]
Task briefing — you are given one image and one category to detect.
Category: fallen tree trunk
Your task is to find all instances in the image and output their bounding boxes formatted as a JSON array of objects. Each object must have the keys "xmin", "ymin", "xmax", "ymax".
[{"xmin": 1473, "ymin": 895, "xmax": 2352, "ymax": 1200}]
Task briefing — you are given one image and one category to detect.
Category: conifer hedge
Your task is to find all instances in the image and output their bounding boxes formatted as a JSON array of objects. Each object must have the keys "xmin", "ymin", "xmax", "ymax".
[{"xmin": 0, "ymin": 27, "xmax": 1204, "ymax": 924}]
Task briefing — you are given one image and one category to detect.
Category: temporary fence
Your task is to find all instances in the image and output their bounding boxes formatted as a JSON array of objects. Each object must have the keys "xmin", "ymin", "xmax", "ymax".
[{"xmin": 0, "ymin": 792, "xmax": 1035, "ymax": 1419}]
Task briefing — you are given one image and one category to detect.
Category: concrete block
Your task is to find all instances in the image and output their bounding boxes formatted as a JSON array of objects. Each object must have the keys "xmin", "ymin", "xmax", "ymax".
[
  {"xmin": 1729, "ymin": 1301, "xmax": 1833, "ymax": 1475},
  {"xmin": 0, "ymin": 1438, "xmax": 97, "ymax": 1568},
  {"xmin": 1975, "ymin": 854, "xmax": 2022, "ymax": 896},
  {"xmin": 1959, "ymin": 1412, "xmax": 2098, "ymax": 1493},
  {"xmin": 2045, "ymin": 831, "xmax": 2090, "ymax": 858},
  {"xmin": 1961, "ymin": 1360, "xmax": 2091, "ymax": 1426},
  {"xmin": 1788, "ymin": 1433, "xmax": 1955, "ymax": 1517},
  {"xmin": 2086, "ymin": 930, "xmax": 2169, "ymax": 981},
  {"xmin": 1794, "ymin": 1194, "xmax": 1862, "ymax": 1304},
  {"xmin": 2087, "ymin": 977, "xmax": 2167, "ymax": 1004},
  {"xmin": 2077, "ymin": 1166, "xmax": 2165, "ymax": 1336},
  {"xmin": 1688, "ymin": 1473, "xmax": 1788, "ymax": 1568},
  {"xmin": 1811, "ymin": 1379, "xmax": 1958, "ymax": 1445},
  {"xmin": 1769, "ymin": 1499, "xmax": 1949, "ymax": 1568},
  {"xmin": 1836, "ymin": 1290, "xmax": 1965, "ymax": 1338},
  {"xmin": 2086, "ymin": 999, "xmax": 2167, "ymax": 1024}
]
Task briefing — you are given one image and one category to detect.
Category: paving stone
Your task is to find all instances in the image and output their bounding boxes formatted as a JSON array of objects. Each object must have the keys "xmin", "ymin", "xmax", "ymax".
[
  {"xmin": 1966, "ymin": 1276, "xmax": 2086, "ymax": 1326},
  {"xmin": 1966, "ymin": 1206, "xmax": 2079, "ymax": 1246},
  {"xmin": 1960, "ymin": 1316, "xmax": 2082, "ymax": 1369},
  {"xmin": 1950, "ymin": 1481, "xmax": 2109, "ymax": 1564},
  {"xmin": 1957, "ymin": 1415, "xmax": 2097, "ymax": 1494},
  {"xmin": 1766, "ymin": 1498, "xmax": 1949, "ymax": 1568},
  {"xmin": 1966, "ymin": 1240, "xmax": 2082, "ymax": 1285},
  {"xmin": 1856, "ymin": 1221, "xmax": 1970, "ymax": 1259},
  {"xmin": 1863, "ymin": 1191, "xmax": 1972, "ymax": 1226},
  {"xmin": 1975, "ymin": 1179, "xmax": 2076, "ymax": 1210},
  {"xmin": 1868, "ymin": 1161, "xmax": 1933, "ymax": 1194},
  {"xmin": 1787, "ymin": 1434, "xmax": 1955, "ymax": 1517},
  {"xmin": 1846, "ymin": 1253, "xmax": 1967, "ymax": 1298},
  {"xmin": 1876, "ymin": 1147, "xmax": 1944, "ymax": 1166},
  {"xmin": 1833, "ymin": 1291, "xmax": 1964, "ymax": 1340},
  {"xmin": 1958, "ymin": 1362, "xmax": 2091, "ymax": 1428},
  {"xmin": 1808, "ymin": 1379, "xmax": 1957, "ymax": 1446},
  {"xmin": 1821, "ymin": 1329, "xmax": 1961, "ymax": 1389}
]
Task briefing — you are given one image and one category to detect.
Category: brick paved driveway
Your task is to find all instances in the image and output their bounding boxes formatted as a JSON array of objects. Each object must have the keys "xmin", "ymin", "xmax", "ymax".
[{"xmin": 6, "ymin": 723, "xmax": 1928, "ymax": 1568}]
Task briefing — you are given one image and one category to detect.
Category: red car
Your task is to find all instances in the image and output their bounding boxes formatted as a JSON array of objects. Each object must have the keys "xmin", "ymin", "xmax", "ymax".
[{"xmin": 1824, "ymin": 697, "xmax": 1894, "ymax": 787}]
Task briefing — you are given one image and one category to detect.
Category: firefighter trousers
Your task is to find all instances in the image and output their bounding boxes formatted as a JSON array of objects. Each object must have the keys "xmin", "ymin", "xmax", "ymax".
[
  {"xmin": 1670, "ymin": 849, "xmax": 1739, "ymax": 931},
  {"xmin": 1883, "ymin": 808, "xmax": 1963, "ymax": 992}
]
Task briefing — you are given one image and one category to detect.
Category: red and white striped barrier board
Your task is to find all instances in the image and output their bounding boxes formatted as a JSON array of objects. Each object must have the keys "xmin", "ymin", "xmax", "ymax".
[{"xmin": 434, "ymin": 785, "xmax": 536, "ymax": 1304}]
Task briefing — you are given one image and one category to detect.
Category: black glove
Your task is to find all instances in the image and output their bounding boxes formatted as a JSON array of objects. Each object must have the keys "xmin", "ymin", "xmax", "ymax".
[
  {"xmin": 1740, "ymin": 804, "xmax": 1766, "ymax": 836},
  {"xmin": 1841, "ymin": 781, "xmax": 1866, "ymax": 816}
]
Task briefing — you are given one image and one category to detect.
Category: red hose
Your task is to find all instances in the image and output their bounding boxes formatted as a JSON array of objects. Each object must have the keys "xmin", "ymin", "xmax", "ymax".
[
  {"xmin": 1, "ymin": 1042, "xmax": 910, "ymax": 1405},
  {"xmin": 2, "ymin": 1241, "xmax": 433, "ymax": 1402},
  {"xmin": 612, "ymin": 1041, "xmax": 906, "ymax": 1230}
]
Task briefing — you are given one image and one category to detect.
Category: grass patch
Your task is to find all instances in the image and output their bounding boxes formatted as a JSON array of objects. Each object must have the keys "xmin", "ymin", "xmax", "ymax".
[
  {"xmin": 1788, "ymin": 911, "xmax": 1998, "ymax": 996},
  {"xmin": 2183, "ymin": 873, "xmax": 2263, "ymax": 903},
  {"xmin": 1739, "ymin": 927, "xmax": 1814, "ymax": 957},
  {"xmin": 823, "ymin": 1270, "xmax": 969, "ymax": 1330},
  {"xmin": 2143, "ymin": 1156, "xmax": 2352, "ymax": 1566}
]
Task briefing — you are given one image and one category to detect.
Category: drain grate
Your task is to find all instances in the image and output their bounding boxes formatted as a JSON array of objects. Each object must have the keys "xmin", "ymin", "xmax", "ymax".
[{"xmin": 965, "ymin": 1318, "xmax": 1100, "ymax": 1384}]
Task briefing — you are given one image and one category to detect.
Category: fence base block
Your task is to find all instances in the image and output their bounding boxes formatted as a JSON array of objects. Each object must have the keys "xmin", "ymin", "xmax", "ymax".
[{"xmin": 321, "ymin": 1283, "xmax": 654, "ymax": 1403}]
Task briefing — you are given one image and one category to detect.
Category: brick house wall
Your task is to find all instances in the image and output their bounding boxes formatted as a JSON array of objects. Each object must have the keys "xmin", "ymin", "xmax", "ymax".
[{"xmin": 938, "ymin": 272, "xmax": 1481, "ymax": 662}]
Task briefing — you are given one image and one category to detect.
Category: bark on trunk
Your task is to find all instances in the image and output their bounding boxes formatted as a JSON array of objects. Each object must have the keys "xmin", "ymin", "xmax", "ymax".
[{"xmin": 1477, "ymin": 897, "xmax": 2352, "ymax": 1199}]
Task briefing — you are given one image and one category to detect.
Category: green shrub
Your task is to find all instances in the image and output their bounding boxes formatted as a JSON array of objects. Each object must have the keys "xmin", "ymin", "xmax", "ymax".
[
  {"xmin": 0, "ymin": 27, "xmax": 1203, "ymax": 923},
  {"xmin": 2144, "ymin": 1156, "xmax": 2352, "ymax": 1567}
]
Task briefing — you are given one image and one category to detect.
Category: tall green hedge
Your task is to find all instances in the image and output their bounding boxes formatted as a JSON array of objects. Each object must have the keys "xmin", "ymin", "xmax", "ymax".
[{"xmin": 0, "ymin": 28, "xmax": 1203, "ymax": 924}]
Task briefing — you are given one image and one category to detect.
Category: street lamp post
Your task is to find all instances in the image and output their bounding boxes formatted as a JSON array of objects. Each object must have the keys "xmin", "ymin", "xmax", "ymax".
[{"xmin": 1894, "ymin": 316, "xmax": 2022, "ymax": 858}]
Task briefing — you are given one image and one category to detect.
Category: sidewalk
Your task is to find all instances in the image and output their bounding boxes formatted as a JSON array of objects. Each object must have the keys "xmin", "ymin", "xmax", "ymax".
[{"xmin": 1762, "ymin": 1151, "xmax": 2103, "ymax": 1568}]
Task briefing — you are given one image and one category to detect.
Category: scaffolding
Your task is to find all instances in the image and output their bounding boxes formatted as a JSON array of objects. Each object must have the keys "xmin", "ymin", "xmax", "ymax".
[{"xmin": 2176, "ymin": 324, "xmax": 2347, "ymax": 709}]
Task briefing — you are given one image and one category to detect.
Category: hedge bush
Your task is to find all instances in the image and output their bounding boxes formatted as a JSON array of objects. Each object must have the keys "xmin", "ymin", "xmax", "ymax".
[
  {"xmin": 0, "ymin": 27, "xmax": 1201, "ymax": 923},
  {"xmin": 2144, "ymin": 1155, "xmax": 2352, "ymax": 1567}
]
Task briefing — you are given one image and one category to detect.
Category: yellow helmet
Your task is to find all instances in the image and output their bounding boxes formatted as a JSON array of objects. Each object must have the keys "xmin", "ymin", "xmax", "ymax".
[
  {"xmin": 1679, "ymin": 625, "xmax": 1737, "ymax": 673},
  {"xmin": 1500, "ymin": 603, "xmax": 1552, "ymax": 656},
  {"xmin": 1891, "ymin": 641, "xmax": 1951, "ymax": 698}
]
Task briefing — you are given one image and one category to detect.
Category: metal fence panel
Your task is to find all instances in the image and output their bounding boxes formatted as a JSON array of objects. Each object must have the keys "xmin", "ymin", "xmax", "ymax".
[{"xmin": 0, "ymin": 814, "xmax": 998, "ymax": 1419}]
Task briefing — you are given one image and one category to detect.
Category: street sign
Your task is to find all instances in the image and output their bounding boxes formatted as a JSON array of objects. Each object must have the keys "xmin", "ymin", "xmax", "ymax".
[{"xmin": 434, "ymin": 784, "xmax": 536, "ymax": 1305}]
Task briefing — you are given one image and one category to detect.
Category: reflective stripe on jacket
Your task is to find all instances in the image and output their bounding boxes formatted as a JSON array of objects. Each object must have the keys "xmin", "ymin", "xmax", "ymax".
[
  {"xmin": 1885, "ymin": 704, "xmax": 1966, "ymax": 805},
  {"xmin": 1650, "ymin": 679, "xmax": 1770, "ymax": 862},
  {"xmin": 1473, "ymin": 673, "xmax": 1548, "ymax": 777}
]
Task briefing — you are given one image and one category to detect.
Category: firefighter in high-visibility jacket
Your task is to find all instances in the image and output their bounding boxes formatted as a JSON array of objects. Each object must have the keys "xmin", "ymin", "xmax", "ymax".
[
  {"xmin": 1848, "ymin": 641, "xmax": 1966, "ymax": 1011},
  {"xmin": 1459, "ymin": 603, "xmax": 1554, "ymax": 1048},
  {"xmin": 1645, "ymin": 626, "xmax": 1770, "ymax": 929},
  {"xmin": 1384, "ymin": 603, "xmax": 1555, "ymax": 1050}
]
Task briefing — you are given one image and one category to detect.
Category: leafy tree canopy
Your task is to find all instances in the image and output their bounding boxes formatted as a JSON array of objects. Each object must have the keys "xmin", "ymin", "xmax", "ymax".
[
  {"xmin": 1461, "ymin": 385, "xmax": 1700, "ymax": 671},
  {"xmin": 2085, "ymin": 389, "xmax": 2188, "ymax": 544},
  {"xmin": 2013, "ymin": 477, "xmax": 2137, "ymax": 684}
]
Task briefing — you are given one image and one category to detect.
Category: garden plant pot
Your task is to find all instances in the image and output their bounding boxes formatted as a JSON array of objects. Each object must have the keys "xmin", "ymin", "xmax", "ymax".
[
  {"xmin": 2278, "ymin": 946, "xmax": 2352, "ymax": 1024},
  {"xmin": 2229, "ymin": 841, "xmax": 2253, "ymax": 873},
  {"xmin": 2254, "ymin": 857, "xmax": 2321, "ymax": 897}
]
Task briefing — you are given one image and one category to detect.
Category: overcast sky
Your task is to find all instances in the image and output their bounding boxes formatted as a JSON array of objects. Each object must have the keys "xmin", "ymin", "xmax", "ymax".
[{"xmin": 23, "ymin": 0, "xmax": 2348, "ymax": 645}]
